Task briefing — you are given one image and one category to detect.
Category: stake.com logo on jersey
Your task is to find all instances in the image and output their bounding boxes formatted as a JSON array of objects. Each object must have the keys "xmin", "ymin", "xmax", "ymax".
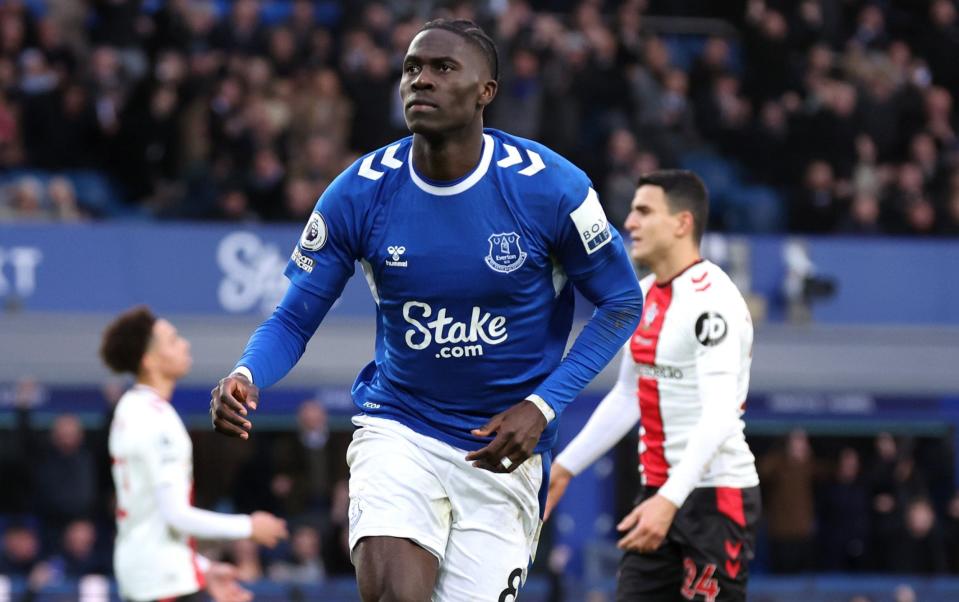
[{"xmin": 402, "ymin": 301, "xmax": 507, "ymax": 359}]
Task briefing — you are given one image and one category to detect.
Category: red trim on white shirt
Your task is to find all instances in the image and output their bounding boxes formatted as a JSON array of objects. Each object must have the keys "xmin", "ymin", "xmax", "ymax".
[{"xmin": 631, "ymin": 283, "xmax": 674, "ymax": 486}]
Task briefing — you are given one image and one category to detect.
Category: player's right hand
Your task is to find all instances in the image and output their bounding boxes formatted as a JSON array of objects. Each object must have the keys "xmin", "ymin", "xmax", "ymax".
[
  {"xmin": 544, "ymin": 462, "xmax": 574, "ymax": 521},
  {"xmin": 210, "ymin": 373, "xmax": 259, "ymax": 439},
  {"xmin": 250, "ymin": 511, "xmax": 288, "ymax": 548}
]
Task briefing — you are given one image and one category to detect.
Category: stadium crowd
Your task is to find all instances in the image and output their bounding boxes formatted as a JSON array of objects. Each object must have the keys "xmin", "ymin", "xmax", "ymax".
[{"xmin": 0, "ymin": 0, "xmax": 957, "ymax": 234}]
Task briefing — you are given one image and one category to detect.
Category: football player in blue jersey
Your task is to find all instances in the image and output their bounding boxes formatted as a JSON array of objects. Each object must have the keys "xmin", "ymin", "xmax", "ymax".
[{"xmin": 210, "ymin": 18, "xmax": 643, "ymax": 601}]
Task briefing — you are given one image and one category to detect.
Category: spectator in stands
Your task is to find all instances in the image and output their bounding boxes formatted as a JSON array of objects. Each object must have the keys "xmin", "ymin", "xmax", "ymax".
[
  {"xmin": 759, "ymin": 429, "xmax": 818, "ymax": 573},
  {"xmin": 868, "ymin": 432, "xmax": 902, "ymax": 571},
  {"xmin": 601, "ymin": 127, "xmax": 639, "ymax": 228},
  {"xmin": 742, "ymin": 4, "xmax": 792, "ymax": 103},
  {"xmin": 0, "ymin": 177, "xmax": 40, "ymax": 220},
  {"xmin": 271, "ymin": 399, "xmax": 337, "ymax": 520},
  {"xmin": 48, "ymin": 518, "xmax": 110, "ymax": 577},
  {"xmin": 283, "ymin": 176, "xmax": 320, "ymax": 222},
  {"xmin": 902, "ymin": 196, "xmax": 937, "ymax": 235},
  {"xmin": 792, "ymin": 160, "xmax": 844, "ymax": 233},
  {"xmin": 210, "ymin": 183, "xmax": 257, "ymax": 222},
  {"xmin": 288, "ymin": 68, "xmax": 353, "ymax": 157},
  {"xmin": 32, "ymin": 414, "xmax": 97, "ymax": 544},
  {"xmin": 924, "ymin": 0, "xmax": 959, "ymax": 93},
  {"xmin": 839, "ymin": 192, "xmax": 883, "ymax": 235},
  {"xmin": 490, "ymin": 46, "xmax": 543, "ymax": 141},
  {"xmin": 820, "ymin": 447, "xmax": 870, "ymax": 571},
  {"xmin": 46, "ymin": 176, "xmax": 85, "ymax": 221},
  {"xmin": 0, "ymin": 523, "xmax": 42, "ymax": 577},
  {"xmin": 268, "ymin": 524, "xmax": 325, "ymax": 584},
  {"xmin": 228, "ymin": 539, "xmax": 264, "ymax": 582},
  {"xmin": 0, "ymin": 521, "xmax": 57, "ymax": 592},
  {"xmin": 891, "ymin": 498, "xmax": 948, "ymax": 574},
  {"xmin": 211, "ymin": 0, "xmax": 268, "ymax": 57},
  {"xmin": 0, "ymin": 375, "xmax": 48, "ymax": 512},
  {"xmin": 247, "ymin": 146, "xmax": 286, "ymax": 221}
]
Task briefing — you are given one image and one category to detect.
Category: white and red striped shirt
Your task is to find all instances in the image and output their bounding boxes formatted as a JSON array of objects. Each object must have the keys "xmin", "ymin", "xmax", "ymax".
[{"xmin": 556, "ymin": 260, "xmax": 758, "ymax": 507}]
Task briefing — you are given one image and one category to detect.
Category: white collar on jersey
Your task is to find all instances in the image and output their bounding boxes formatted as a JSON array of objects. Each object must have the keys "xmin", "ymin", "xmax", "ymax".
[{"xmin": 408, "ymin": 133, "xmax": 494, "ymax": 196}]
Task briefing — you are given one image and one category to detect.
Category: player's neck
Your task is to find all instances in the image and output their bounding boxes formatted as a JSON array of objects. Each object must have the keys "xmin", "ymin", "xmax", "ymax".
[
  {"xmin": 135, "ymin": 373, "xmax": 175, "ymax": 402},
  {"xmin": 410, "ymin": 125, "xmax": 484, "ymax": 181},
  {"xmin": 652, "ymin": 247, "xmax": 702, "ymax": 285}
]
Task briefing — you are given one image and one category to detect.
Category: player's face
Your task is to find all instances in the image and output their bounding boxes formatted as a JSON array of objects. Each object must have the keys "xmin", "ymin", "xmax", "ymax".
[
  {"xmin": 623, "ymin": 185, "xmax": 686, "ymax": 264},
  {"xmin": 145, "ymin": 319, "xmax": 192, "ymax": 380},
  {"xmin": 400, "ymin": 29, "xmax": 496, "ymax": 137}
]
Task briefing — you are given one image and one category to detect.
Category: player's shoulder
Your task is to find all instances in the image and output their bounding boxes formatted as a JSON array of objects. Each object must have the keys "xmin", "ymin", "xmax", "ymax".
[
  {"xmin": 116, "ymin": 387, "xmax": 173, "ymax": 419},
  {"xmin": 112, "ymin": 388, "xmax": 173, "ymax": 440},
  {"xmin": 335, "ymin": 135, "xmax": 414, "ymax": 190},
  {"xmin": 486, "ymin": 129, "xmax": 591, "ymax": 196},
  {"xmin": 676, "ymin": 260, "xmax": 747, "ymax": 311}
]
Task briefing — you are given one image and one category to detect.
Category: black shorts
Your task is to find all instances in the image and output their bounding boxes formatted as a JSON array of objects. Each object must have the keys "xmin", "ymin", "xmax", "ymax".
[{"xmin": 616, "ymin": 485, "xmax": 761, "ymax": 602}]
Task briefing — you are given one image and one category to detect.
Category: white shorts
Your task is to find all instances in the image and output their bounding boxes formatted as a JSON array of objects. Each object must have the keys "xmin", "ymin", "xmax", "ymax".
[{"xmin": 346, "ymin": 415, "xmax": 545, "ymax": 601}]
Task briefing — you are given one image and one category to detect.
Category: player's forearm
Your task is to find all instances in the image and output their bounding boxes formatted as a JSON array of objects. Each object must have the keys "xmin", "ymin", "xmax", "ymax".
[
  {"xmin": 657, "ymin": 372, "xmax": 741, "ymax": 507},
  {"xmin": 235, "ymin": 282, "xmax": 333, "ymax": 387},
  {"xmin": 156, "ymin": 485, "xmax": 253, "ymax": 540},
  {"xmin": 532, "ymin": 257, "xmax": 643, "ymax": 417},
  {"xmin": 555, "ymin": 378, "xmax": 638, "ymax": 475}
]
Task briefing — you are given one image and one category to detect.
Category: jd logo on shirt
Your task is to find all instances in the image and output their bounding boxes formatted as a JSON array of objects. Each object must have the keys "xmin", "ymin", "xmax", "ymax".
[{"xmin": 695, "ymin": 312, "xmax": 727, "ymax": 346}]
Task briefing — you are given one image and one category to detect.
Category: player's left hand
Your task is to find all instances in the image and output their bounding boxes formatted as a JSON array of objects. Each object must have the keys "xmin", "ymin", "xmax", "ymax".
[
  {"xmin": 206, "ymin": 561, "xmax": 253, "ymax": 602},
  {"xmin": 616, "ymin": 494, "xmax": 679, "ymax": 553},
  {"xmin": 466, "ymin": 399, "xmax": 548, "ymax": 473}
]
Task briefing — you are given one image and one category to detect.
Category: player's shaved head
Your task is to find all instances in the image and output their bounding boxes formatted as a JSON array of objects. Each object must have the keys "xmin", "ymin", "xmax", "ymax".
[
  {"xmin": 418, "ymin": 18, "xmax": 499, "ymax": 81},
  {"xmin": 100, "ymin": 305, "xmax": 157, "ymax": 375},
  {"xmin": 637, "ymin": 170, "xmax": 709, "ymax": 244}
]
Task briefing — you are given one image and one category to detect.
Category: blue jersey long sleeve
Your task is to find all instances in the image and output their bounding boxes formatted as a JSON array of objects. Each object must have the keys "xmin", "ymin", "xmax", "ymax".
[
  {"xmin": 235, "ymin": 282, "xmax": 334, "ymax": 388},
  {"xmin": 531, "ymin": 252, "xmax": 643, "ymax": 418}
]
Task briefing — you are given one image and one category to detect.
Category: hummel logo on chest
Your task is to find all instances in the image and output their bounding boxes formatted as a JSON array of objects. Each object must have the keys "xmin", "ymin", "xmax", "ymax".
[{"xmin": 386, "ymin": 245, "xmax": 408, "ymax": 268}]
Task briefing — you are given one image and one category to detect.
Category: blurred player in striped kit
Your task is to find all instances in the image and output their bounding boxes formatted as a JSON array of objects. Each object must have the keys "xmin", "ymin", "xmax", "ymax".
[{"xmin": 548, "ymin": 171, "xmax": 760, "ymax": 602}]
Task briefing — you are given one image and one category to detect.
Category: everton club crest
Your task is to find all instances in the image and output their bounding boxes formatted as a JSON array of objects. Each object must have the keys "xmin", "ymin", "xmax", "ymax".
[{"xmin": 485, "ymin": 232, "xmax": 528, "ymax": 273}]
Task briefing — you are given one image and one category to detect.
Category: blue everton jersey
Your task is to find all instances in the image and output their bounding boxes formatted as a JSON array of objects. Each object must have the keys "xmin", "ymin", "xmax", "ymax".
[{"xmin": 285, "ymin": 129, "xmax": 627, "ymax": 452}]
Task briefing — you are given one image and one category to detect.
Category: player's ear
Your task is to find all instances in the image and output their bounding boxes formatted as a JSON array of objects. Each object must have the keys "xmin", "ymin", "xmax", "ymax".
[
  {"xmin": 676, "ymin": 210, "xmax": 694, "ymax": 239},
  {"xmin": 477, "ymin": 78, "xmax": 497, "ymax": 108}
]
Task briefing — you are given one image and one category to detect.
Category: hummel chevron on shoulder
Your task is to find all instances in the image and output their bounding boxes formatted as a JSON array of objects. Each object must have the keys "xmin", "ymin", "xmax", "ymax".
[
  {"xmin": 358, "ymin": 143, "xmax": 406, "ymax": 181},
  {"xmin": 496, "ymin": 144, "xmax": 545, "ymax": 176}
]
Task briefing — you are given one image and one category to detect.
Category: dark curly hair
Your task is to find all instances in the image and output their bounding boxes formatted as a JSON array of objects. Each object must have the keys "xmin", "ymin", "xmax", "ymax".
[
  {"xmin": 100, "ymin": 305, "xmax": 157, "ymax": 375},
  {"xmin": 419, "ymin": 18, "xmax": 499, "ymax": 81}
]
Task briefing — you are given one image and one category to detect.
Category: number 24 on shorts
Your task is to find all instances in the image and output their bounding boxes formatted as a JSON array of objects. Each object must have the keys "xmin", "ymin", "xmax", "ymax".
[{"xmin": 681, "ymin": 558, "xmax": 720, "ymax": 601}]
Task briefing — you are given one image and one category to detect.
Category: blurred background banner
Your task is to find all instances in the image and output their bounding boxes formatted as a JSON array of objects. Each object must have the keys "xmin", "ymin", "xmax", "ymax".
[{"xmin": 4, "ymin": 223, "xmax": 959, "ymax": 323}]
